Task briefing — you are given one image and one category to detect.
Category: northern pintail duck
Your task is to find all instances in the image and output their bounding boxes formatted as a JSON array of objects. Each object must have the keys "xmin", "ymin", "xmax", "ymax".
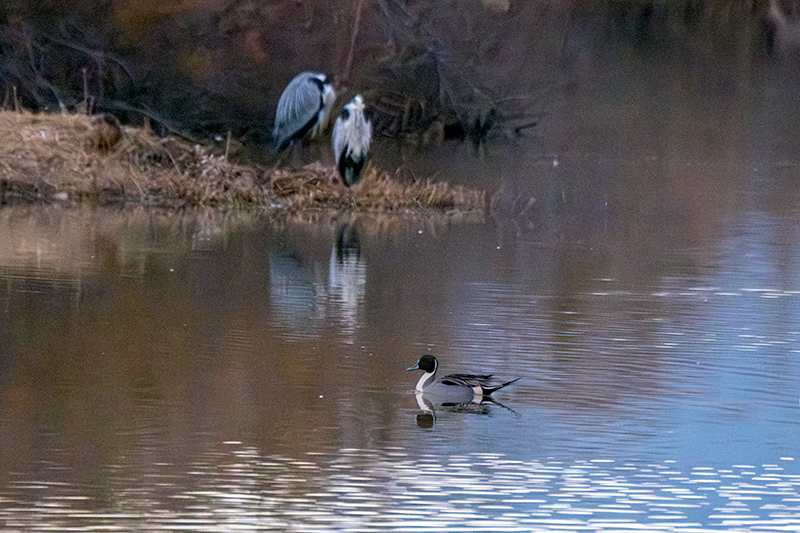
[{"xmin": 406, "ymin": 354, "xmax": 519, "ymax": 403}]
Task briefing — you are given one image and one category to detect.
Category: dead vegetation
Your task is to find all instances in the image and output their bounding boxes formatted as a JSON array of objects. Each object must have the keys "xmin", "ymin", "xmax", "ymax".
[{"xmin": 0, "ymin": 110, "xmax": 485, "ymax": 216}]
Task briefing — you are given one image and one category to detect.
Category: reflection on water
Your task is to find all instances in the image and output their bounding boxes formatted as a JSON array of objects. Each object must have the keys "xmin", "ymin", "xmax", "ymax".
[
  {"xmin": 269, "ymin": 221, "xmax": 367, "ymax": 343},
  {"xmin": 413, "ymin": 390, "xmax": 519, "ymax": 430},
  {"xmin": 330, "ymin": 223, "xmax": 367, "ymax": 341},
  {"xmin": 1, "ymin": 446, "xmax": 799, "ymax": 532},
  {"xmin": 267, "ymin": 219, "xmax": 382, "ymax": 345}
]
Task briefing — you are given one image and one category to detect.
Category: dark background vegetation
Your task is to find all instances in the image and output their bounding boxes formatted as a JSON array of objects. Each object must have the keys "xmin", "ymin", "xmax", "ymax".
[{"xmin": 0, "ymin": 0, "xmax": 788, "ymax": 156}]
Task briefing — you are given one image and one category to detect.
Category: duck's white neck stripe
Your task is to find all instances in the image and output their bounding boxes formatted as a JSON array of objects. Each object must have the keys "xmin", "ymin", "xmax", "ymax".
[{"xmin": 415, "ymin": 371, "xmax": 435, "ymax": 392}]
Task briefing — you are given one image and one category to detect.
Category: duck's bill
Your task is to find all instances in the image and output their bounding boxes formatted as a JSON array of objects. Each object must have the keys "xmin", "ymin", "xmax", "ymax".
[{"xmin": 406, "ymin": 363, "xmax": 420, "ymax": 371}]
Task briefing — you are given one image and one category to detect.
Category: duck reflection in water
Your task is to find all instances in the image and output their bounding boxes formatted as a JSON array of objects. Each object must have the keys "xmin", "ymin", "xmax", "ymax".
[{"xmin": 407, "ymin": 354, "xmax": 519, "ymax": 424}]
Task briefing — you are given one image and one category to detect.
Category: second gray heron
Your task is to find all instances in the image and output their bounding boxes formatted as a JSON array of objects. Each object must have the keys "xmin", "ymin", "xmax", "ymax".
[{"xmin": 332, "ymin": 94, "xmax": 372, "ymax": 187}]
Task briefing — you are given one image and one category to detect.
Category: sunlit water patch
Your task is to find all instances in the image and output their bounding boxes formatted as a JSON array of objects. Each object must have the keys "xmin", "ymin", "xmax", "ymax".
[{"xmin": 1, "ymin": 447, "xmax": 799, "ymax": 532}]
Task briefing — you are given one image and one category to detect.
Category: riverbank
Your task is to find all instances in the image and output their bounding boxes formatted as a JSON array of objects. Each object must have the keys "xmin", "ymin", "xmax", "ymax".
[{"xmin": 0, "ymin": 111, "xmax": 485, "ymax": 217}]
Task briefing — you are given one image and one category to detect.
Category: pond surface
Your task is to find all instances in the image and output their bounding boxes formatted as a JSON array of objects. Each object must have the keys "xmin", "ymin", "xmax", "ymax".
[{"xmin": 2, "ymin": 56, "xmax": 800, "ymax": 531}]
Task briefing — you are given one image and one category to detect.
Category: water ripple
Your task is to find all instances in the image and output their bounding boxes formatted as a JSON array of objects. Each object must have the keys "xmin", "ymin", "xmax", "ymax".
[{"xmin": 1, "ymin": 448, "xmax": 799, "ymax": 531}]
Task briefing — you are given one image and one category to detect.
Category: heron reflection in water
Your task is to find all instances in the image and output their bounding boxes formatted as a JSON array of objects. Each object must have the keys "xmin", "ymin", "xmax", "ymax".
[{"xmin": 328, "ymin": 222, "xmax": 366, "ymax": 339}]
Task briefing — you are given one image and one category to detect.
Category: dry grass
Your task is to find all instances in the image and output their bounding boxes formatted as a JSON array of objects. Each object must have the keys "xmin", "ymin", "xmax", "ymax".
[
  {"xmin": 0, "ymin": 110, "xmax": 486, "ymax": 216},
  {"xmin": 269, "ymin": 163, "xmax": 485, "ymax": 213}
]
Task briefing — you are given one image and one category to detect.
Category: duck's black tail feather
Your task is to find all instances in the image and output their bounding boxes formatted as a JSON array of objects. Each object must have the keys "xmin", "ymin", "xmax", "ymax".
[{"xmin": 484, "ymin": 378, "xmax": 520, "ymax": 396}]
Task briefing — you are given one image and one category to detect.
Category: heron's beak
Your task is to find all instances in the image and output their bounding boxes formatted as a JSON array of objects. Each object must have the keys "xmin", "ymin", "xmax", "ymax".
[{"xmin": 406, "ymin": 363, "xmax": 420, "ymax": 371}]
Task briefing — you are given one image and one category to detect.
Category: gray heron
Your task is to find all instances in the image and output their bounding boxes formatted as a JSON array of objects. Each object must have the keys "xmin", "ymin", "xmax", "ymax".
[
  {"xmin": 273, "ymin": 72, "xmax": 336, "ymax": 152},
  {"xmin": 332, "ymin": 94, "xmax": 372, "ymax": 187}
]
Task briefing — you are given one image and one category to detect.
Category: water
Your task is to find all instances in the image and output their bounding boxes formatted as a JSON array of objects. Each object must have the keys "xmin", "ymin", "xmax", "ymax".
[{"xmin": 3, "ymin": 57, "xmax": 800, "ymax": 531}]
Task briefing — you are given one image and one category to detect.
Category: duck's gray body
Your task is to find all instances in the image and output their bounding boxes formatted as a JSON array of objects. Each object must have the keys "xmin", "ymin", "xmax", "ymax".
[
  {"xmin": 407, "ymin": 354, "xmax": 519, "ymax": 404},
  {"xmin": 273, "ymin": 72, "xmax": 336, "ymax": 152}
]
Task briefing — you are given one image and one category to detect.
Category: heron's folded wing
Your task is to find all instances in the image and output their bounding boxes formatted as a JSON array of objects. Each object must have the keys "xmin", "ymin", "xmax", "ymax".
[{"xmin": 274, "ymin": 75, "xmax": 322, "ymax": 146}]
